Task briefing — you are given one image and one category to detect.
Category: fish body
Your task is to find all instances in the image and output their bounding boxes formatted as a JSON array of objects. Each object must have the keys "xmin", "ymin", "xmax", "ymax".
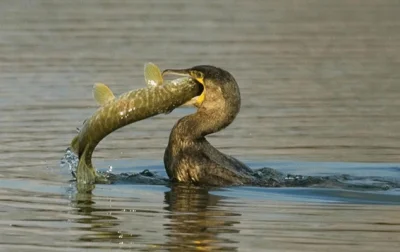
[{"xmin": 70, "ymin": 63, "xmax": 201, "ymax": 189}]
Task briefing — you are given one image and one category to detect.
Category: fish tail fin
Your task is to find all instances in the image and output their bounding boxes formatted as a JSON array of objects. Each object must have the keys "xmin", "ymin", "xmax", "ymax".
[
  {"xmin": 75, "ymin": 146, "xmax": 97, "ymax": 193},
  {"xmin": 70, "ymin": 135, "xmax": 79, "ymax": 154}
]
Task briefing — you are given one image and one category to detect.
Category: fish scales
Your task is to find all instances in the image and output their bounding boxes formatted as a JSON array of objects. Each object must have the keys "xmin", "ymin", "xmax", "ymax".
[{"xmin": 71, "ymin": 79, "xmax": 201, "ymax": 190}]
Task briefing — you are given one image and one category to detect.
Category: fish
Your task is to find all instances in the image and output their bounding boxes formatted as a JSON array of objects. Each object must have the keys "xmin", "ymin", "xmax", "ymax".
[
  {"xmin": 145, "ymin": 62, "xmax": 202, "ymax": 107},
  {"xmin": 70, "ymin": 63, "xmax": 202, "ymax": 191}
]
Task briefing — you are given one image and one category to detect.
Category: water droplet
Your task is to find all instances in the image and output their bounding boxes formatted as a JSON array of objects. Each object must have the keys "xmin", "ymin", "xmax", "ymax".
[{"xmin": 60, "ymin": 147, "xmax": 79, "ymax": 173}]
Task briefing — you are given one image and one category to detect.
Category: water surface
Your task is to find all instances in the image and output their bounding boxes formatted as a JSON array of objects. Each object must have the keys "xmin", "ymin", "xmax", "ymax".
[{"xmin": 1, "ymin": 0, "xmax": 400, "ymax": 251}]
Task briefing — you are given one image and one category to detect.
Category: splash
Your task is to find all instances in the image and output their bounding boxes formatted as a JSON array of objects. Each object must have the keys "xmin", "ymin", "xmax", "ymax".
[
  {"xmin": 60, "ymin": 148, "xmax": 399, "ymax": 191},
  {"xmin": 252, "ymin": 167, "xmax": 400, "ymax": 191},
  {"xmin": 60, "ymin": 147, "xmax": 79, "ymax": 178},
  {"xmin": 107, "ymin": 166, "xmax": 113, "ymax": 173},
  {"xmin": 60, "ymin": 147, "xmax": 169, "ymax": 184}
]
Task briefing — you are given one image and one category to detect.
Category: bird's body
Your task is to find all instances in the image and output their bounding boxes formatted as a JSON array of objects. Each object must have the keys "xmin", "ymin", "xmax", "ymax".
[{"xmin": 163, "ymin": 66, "xmax": 255, "ymax": 186}]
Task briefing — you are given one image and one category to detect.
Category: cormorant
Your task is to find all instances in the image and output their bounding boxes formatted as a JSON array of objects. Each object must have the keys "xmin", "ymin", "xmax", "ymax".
[{"xmin": 163, "ymin": 65, "xmax": 255, "ymax": 186}]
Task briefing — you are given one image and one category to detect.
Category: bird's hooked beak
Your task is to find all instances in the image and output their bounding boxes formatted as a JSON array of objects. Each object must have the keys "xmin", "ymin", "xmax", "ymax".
[
  {"xmin": 163, "ymin": 68, "xmax": 205, "ymax": 85},
  {"xmin": 162, "ymin": 68, "xmax": 206, "ymax": 106},
  {"xmin": 162, "ymin": 68, "xmax": 191, "ymax": 77}
]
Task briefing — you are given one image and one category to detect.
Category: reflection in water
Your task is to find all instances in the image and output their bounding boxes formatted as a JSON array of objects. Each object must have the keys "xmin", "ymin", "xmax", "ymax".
[
  {"xmin": 65, "ymin": 183, "xmax": 400, "ymax": 251},
  {"xmin": 163, "ymin": 185, "xmax": 240, "ymax": 251},
  {"xmin": 69, "ymin": 191, "xmax": 140, "ymax": 245},
  {"xmin": 67, "ymin": 185, "xmax": 242, "ymax": 251}
]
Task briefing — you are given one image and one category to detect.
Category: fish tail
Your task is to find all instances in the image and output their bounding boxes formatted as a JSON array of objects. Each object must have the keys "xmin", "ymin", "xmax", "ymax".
[
  {"xmin": 70, "ymin": 135, "xmax": 79, "ymax": 154},
  {"xmin": 75, "ymin": 146, "xmax": 97, "ymax": 192}
]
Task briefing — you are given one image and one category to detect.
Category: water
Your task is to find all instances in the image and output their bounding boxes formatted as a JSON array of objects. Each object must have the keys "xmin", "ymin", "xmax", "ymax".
[{"xmin": 1, "ymin": 0, "xmax": 400, "ymax": 251}]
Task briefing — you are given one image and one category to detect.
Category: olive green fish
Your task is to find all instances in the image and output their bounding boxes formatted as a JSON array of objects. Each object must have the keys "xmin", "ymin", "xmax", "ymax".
[{"xmin": 70, "ymin": 63, "xmax": 202, "ymax": 190}]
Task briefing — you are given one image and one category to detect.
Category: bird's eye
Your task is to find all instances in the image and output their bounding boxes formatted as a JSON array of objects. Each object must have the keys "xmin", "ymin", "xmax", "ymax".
[{"xmin": 194, "ymin": 71, "xmax": 203, "ymax": 79}]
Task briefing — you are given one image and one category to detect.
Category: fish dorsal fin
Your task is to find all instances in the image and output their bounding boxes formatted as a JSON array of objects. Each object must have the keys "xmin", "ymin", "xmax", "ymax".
[
  {"xmin": 93, "ymin": 82, "xmax": 115, "ymax": 106},
  {"xmin": 144, "ymin": 62, "xmax": 163, "ymax": 87}
]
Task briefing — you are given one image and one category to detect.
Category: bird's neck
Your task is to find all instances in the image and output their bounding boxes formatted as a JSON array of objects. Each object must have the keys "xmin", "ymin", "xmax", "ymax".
[{"xmin": 170, "ymin": 101, "xmax": 240, "ymax": 142}]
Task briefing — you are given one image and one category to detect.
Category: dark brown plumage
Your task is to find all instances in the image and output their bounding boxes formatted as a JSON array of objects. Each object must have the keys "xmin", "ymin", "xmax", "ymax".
[{"xmin": 163, "ymin": 66, "xmax": 254, "ymax": 186}]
